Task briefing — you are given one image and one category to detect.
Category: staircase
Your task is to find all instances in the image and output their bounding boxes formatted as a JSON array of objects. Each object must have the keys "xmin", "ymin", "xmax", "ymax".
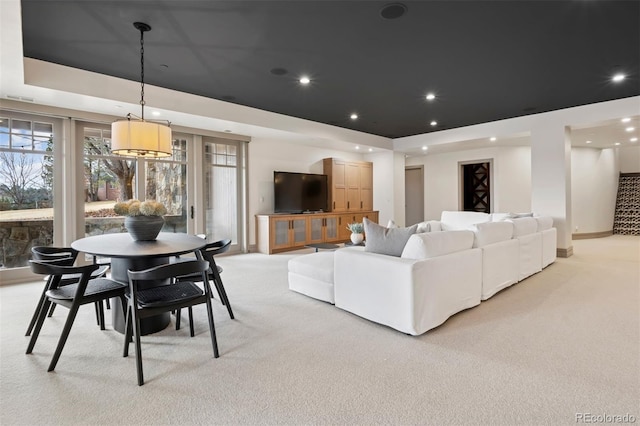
[{"xmin": 613, "ymin": 173, "xmax": 640, "ymax": 235}]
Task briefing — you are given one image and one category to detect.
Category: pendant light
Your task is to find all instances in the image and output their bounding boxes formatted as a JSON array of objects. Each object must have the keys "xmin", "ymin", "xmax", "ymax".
[{"xmin": 111, "ymin": 22, "xmax": 172, "ymax": 158}]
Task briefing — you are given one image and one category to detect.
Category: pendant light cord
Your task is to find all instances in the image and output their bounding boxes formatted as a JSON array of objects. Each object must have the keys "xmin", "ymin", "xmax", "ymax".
[{"xmin": 139, "ymin": 26, "xmax": 145, "ymax": 120}]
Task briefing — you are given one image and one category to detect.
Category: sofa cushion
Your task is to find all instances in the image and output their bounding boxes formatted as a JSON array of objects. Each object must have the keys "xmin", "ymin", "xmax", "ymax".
[
  {"xmin": 512, "ymin": 212, "xmax": 534, "ymax": 218},
  {"xmin": 491, "ymin": 212, "xmax": 513, "ymax": 222},
  {"xmin": 413, "ymin": 220, "xmax": 442, "ymax": 233},
  {"xmin": 364, "ymin": 218, "xmax": 418, "ymax": 257},
  {"xmin": 401, "ymin": 230, "xmax": 474, "ymax": 260},
  {"xmin": 535, "ymin": 216, "xmax": 553, "ymax": 232},
  {"xmin": 470, "ymin": 221, "xmax": 514, "ymax": 248},
  {"xmin": 440, "ymin": 211, "xmax": 490, "ymax": 230},
  {"xmin": 288, "ymin": 251, "xmax": 334, "ymax": 284},
  {"xmin": 507, "ymin": 217, "xmax": 538, "ymax": 237}
]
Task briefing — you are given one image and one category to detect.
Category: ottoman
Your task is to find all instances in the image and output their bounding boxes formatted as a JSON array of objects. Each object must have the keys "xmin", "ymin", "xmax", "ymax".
[{"xmin": 288, "ymin": 251, "xmax": 335, "ymax": 304}]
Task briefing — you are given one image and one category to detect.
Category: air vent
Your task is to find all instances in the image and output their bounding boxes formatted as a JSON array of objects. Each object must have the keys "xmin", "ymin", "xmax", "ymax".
[{"xmin": 6, "ymin": 95, "xmax": 34, "ymax": 102}]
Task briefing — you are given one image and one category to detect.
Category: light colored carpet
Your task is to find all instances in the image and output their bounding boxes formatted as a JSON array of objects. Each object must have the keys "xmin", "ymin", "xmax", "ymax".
[{"xmin": 1, "ymin": 236, "xmax": 638, "ymax": 426}]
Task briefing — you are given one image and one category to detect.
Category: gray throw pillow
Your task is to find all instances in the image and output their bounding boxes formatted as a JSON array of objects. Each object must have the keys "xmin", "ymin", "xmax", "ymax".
[{"xmin": 364, "ymin": 218, "xmax": 418, "ymax": 257}]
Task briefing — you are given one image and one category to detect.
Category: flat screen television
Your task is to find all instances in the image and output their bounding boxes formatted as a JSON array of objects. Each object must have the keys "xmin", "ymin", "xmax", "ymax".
[{"xmin": 274, "ymin": 171, "xmax": 328, "ymax": 213}]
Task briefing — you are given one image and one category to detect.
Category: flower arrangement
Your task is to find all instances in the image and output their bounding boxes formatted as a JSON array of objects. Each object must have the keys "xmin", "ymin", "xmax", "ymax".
[
  {"xmin": 346, "ymin": 222, "xmax": 364, "ymax": 234},
  {"xmin": 113, "ymin": 199, "xmax": 167, "ymax": 217}
]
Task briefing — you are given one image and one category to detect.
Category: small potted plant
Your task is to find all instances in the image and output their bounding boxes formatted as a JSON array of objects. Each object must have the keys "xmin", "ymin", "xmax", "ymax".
[
  {"xmin": 346, "ymin": 222, "xmax": 364, "ymax": 245},
  {"xmin": 114, "ymin": 199, "xmax": 168, "ymax": 241}
]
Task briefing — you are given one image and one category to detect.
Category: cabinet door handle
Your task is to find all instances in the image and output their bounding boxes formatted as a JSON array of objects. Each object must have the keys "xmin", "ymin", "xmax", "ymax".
[
  {"xmin": 360, "ymin": 201, "xmax": 363, "ymax": 209},
  {"xmin": 333, "ymin": 201, "xmax": 335, "ymax": 209},
  {"xmin": 347, "ymin": 201, "xmax": 350, "ymax": 209}
]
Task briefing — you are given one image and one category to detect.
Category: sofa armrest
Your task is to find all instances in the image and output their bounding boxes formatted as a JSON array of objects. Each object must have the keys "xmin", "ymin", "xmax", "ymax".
[{"xmin": 334, "ymin": 247, "xmax": 481, "ymax": 335}]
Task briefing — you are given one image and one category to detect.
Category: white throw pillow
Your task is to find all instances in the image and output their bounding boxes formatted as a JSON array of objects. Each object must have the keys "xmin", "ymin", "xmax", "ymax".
[
  {"xmin": 491, "ymin": 212, "xmax": 513, "ymax": 222},
  {"xmin": 535, "ymin": 216, "xmax": 554, "ymax": 231},
  {"xmin": 440, "ymin": 211, "xmax": 491, "ymax": 230},
  {"xmin": 401, "ymin": 230, "xmax": 475, "ymax": 260},
  {"xmin": 470, "ymin": 221, "xmax": 514, "ymax": 248},
  {"xmin": 387, "ymin": 219, "xmax": 399, "ymax": 228},
  {"xmin": 506, "ymin": 217, "xmax": 538, "ymax": 236},
  {"xmin": 364, "ymin": 218, "xmax": 418, "ymax": 257}
]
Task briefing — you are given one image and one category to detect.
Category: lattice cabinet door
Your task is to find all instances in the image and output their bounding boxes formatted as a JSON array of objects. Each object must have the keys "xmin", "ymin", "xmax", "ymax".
[{"xmin": 462, "ymin": 162, "xmax": 491, "ymax": 213}]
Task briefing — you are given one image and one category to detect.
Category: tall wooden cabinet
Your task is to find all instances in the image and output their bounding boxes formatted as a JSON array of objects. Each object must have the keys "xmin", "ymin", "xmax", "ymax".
[{"xmin": 323, "ymin": 158, "xmax": 373, "ymax": 212}]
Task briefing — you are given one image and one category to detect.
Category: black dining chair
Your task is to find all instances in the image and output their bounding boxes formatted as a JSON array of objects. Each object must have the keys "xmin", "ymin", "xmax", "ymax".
[
  {"xmin": 175, "ymin": 239, "xmax": 234, "ymax": 335},
  {"xmin": 27, "ymin": 246, "xmax": 111, "ymax": 336},
  {"xmin": 26, "ymin": 258, "xmax": 127, "ymax": 372},
  {"xmin": 123, "ymin": 259, "xmax": 219, "ymax": 386}
]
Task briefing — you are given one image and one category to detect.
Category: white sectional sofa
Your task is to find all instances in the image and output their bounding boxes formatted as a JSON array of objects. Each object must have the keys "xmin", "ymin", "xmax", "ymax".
[
  {"xmin": 287, "ymin": 210, "xmax": 557, "ymax": 336},
  {"xmin": 334, "ymin": 230, "xmax": 482, "ymax": 336}
]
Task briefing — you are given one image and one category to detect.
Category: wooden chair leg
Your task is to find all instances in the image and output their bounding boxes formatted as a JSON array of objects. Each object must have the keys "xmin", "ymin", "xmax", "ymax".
[
  {"xmin": 97, "ymin": 302, "xmax": 105, "ymax": 330},
  {"xmin": 47, "ymin": 303, "xmax": 81, "ymax": 372},
  {"xmin": 212, "ymin": 269, "xmax": 234, "ymax": 319},
  {"xmin": 26, "ymin": 284, "xmax": 49, "ymax": 336},
  {"xmin": 133, "ymin": 315, "xmax": 144, "ymax": 386},
  {"xmin": 214, "ymin": 278, "xmax": 234, "ymax": 319},
  {"xmin": 188, "ymin": 307, "xmax": 194, "ymax": 337},
  {"xmin": 204, "ymin": 297, "xmax": 219, "ymax": 358},
  {"xmin": 123, "ymin": 305, "xmax": 132, "ymax": 357},
  {"xmin": 26, "ymin": 299, "xmax": 51, "ymax": 354}
]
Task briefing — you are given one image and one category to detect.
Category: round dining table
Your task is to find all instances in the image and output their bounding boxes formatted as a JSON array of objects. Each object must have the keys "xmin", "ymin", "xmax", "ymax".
[{"xmin": 71, "ymin": 232, "xmax": 207, "ymax": 335}]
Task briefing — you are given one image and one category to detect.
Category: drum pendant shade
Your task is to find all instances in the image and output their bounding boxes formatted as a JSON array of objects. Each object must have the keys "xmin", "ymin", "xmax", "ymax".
[{"xmin": 111, "ymin": 21, "xmax": 171, "ymax": 158}]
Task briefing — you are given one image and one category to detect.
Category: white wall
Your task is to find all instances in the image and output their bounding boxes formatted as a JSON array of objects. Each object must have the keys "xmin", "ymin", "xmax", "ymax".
[
  {"xmin": 571, "ymin": 147, "xmax": 619, "ymax": 233},
  {"xmin": 618, "ymin": 145, "xmax": 640, "ymax": 173},
  {"xmin": 406, "ymin": 146, "xmax": 532, "ymax": 220},
  {"xmin": 247, "ymin": 138, "xmax": 368, "ymax": 245},
  {"xmin": 364, "ymin": 151, "xmax": 405, "ymax": 226}
]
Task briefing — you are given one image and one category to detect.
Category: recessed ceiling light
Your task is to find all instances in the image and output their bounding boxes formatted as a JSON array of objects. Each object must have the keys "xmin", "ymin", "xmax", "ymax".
[
  {"xmin": 490, "ymin": 137, "xmax": 496, "ymax": 142},
  {"xmin": 621, "ymin": 117, "xmax": 631, "ymax": 123},
  {"xmin": 625, "ymin": 127, "xmax": 635, "ymax": 132},
  {"xmin": 368, "ymin": 148, "xmax": 373, "ymax": 152},
  {"xmin": 350, "ymin": 113, "xmax": 358, "ymax": 120},
  {"xmin": 422, "ymin": 146, "xmax": 428, "ymax": 151},
  {"xmin": 299, "ymin": 76, "xmax": 311, "ymax": 85},
  {"xmin": 430, "ymin": 120, "xmax": 437, "ymax": 126},
  {"xmin": 586, "ymin": 140, "xmax": 592, "ymax": 144},
  {"xmin": 355, "ymin": 146, "xmax": 360, "ymax": 150},
  {"xmin": 614, "ymin": 142, "xmax": 621, "ymax": 146},
  {"xmin": 631, "ymin": 137, "xmax": 638, "ymax": 142},
  {"xmin": 612, "ymin": 73, "xmax": 626, "ymax": 82},
  {"xmin": 151, "ymin": 111, "xmax": 160, "ymax": 116},
  {"xmin": 380, "ymin": 3, "xmax": 408, "ymax": 20},
  {"xmin": 425, "ymin": 93, "xmax": 436, "ymax": 101}
]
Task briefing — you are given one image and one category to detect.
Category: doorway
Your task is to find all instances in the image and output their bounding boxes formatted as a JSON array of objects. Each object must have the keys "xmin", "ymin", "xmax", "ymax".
[
  {"xmin": 460, "ymin": 161, "xmax": 492, "ymax": 213},
  {"xmin": 405, "ymin": 166, "xmax": 424, "ymax": 226}
]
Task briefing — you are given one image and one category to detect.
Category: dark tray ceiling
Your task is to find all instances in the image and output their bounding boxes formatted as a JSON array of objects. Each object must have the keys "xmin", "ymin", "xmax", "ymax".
[{"xmin": 20, "ymin": 0, "xmax": 640, "ymax": 138}]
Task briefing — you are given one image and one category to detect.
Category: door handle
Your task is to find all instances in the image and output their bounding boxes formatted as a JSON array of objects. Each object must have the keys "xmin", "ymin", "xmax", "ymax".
[{"xmin": 190, "ymin": 206, "xmax": 194, "ymax": 219}]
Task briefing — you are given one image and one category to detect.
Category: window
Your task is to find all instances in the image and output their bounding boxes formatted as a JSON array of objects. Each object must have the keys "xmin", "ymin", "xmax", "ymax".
[
  {"xmin": 0, "ymin": 114, "xmax": 56, "ymax": 269},
  {"xmin": 202, "ymin": 138, "xmax": 246, "ymax": 250}
]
